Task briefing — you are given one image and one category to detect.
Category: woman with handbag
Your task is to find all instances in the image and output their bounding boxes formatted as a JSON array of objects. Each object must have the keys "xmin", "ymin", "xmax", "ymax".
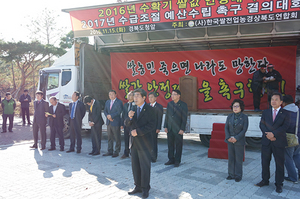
[
  {"xmin": 225, "ymin": 99, "xmax": 248, "ymax": 182},
  {"xmin": 282, "ymin": 95, "xmax": 300, "ymax": 183}
]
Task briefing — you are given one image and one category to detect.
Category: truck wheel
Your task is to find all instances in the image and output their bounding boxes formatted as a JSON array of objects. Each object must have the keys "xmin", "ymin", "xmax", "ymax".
[
  {"xmin": 63, "ymin": 114, "xmax": 70, "ymax": 139},
  {"xmin": 199, "ymin": 134, "xmax": 211, "ymax": 147},
  {"xmin": 246, "ymin": 137, "xmax": 261, "ymax": 148}
]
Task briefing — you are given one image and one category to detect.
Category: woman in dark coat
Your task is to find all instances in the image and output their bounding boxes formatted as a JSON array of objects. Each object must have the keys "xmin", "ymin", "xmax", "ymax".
[{"xmin": 225, "ymin": 99, "xmax": 249, "ymax": 182}]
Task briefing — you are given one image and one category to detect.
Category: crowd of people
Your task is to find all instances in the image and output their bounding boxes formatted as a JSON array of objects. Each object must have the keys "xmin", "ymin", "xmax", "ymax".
[{"xmin": 1, "ymin": 86, "xmax": 300, "ymax": 198}]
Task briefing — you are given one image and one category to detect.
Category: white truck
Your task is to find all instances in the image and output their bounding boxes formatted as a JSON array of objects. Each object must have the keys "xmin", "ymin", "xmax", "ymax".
[{"xmin": 38, "ymin": 1, "xmax": 300, "ymax": 147}]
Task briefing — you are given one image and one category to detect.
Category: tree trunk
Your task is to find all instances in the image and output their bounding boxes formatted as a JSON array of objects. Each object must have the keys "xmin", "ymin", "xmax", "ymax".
[{"xmin": 11, "ymin": 63, "xmax": 17, "ymax": 92}]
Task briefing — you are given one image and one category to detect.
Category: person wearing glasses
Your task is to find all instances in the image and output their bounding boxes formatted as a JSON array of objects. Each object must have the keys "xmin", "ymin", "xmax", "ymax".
[{"xmin": 225, "ymin": 99, "xmax": 248, "ymax": 182}]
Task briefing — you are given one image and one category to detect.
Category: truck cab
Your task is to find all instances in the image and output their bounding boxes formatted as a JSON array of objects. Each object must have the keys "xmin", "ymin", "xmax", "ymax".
[{"xmin": 37, "ymin": 46, "xmax": 91, "ymax": 138}]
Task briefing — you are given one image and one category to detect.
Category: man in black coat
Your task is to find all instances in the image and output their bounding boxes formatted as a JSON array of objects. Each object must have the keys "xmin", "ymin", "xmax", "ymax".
[
  {"xmin": 121, "ymin": 91, "xmax": 134, "ymax": 159},
  {"xmin": 19, "ymin": 89, "xmax": 32, "ymax": 125},
  {"xmin": 148, "ymin": 92, "xmax": 163, "ymax": 162},
  {"xmin": 256, "ymin": 92, "xmax": 290, "ymax": 193},
  {"xmin": 265, "ymin": 64, "xmax": 282, "ymax": 105},
  {"xmin": 48, "ymin": 96, "xmax": 66, "ymax": 151},
  {"xmin": 66, "ymin": 91, "xmax": 86, "ymax": 153},
  {"xmin": 126, "ymin": 88, "xmax": 155, "ymax": 199},
  {"xmin": 30, "ymin": 91, "xmax": 49, "ymax": 150},
  {"xmin": 251, "ymin": 65, "xmax": 267, "ymax": 112},
  {"xmin": 84, "ymin": 96, "xmax": 104, "ymax": 156},
  {"xmin": 164, "ymin": 90, "xmax": 188, "ymax": 167}
]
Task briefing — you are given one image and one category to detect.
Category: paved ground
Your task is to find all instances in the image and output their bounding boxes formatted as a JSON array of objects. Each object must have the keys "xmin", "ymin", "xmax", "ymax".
[{"xmin": 0, "ymin": 117, "xmax": 299, "ymax": 199}]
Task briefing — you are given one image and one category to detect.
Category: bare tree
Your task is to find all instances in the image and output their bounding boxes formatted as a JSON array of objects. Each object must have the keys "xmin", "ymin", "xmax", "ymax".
[{"xmin": 26, "ymin": 8, "xmax": 66, "ymax": 67}]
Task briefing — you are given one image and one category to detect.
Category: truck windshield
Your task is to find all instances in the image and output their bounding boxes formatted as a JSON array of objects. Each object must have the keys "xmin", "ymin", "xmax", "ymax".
[{"xmin": 47, "ymin": 73, "xmax": 59, "ymax": 90}]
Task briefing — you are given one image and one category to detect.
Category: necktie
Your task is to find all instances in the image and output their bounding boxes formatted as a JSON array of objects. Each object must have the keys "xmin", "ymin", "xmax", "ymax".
[
  {"xmin": 90, "ymin": 103, "xmax": 93, "ymax": 113},
  {"xmin": 137, "ymin": 107, "xmax": 141, "ymax": 118},
  {"xmin": 71, "ymin": 103, "xmax": 75, "ymax": 119},
  {"xmin": 110, "ymin": 100, "xmax": 113, "ymax": 110},
  {"xmin": 128, "ymin": 102, "xmax": 132, "ymax": 112},
  {"xmin": 273, "ymin": 109, "xmax": 277, "ymax": 122}
]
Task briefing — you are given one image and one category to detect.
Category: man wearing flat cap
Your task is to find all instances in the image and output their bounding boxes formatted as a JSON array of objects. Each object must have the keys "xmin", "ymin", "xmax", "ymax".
[
  {"xmin": 265, "ymin": 64, "xmax": 282, "ymax": 106},
  {"xmin": 251, "ymin": 65, "xmax": 267, "ymax": 112}
]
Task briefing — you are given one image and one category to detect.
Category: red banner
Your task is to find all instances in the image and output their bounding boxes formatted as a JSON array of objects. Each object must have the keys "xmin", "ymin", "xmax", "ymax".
[
  {"xmin": 68, "ymin": 0, "xmax": 300, "ymax": 36},
  {"xmin": 111, "ymin": 46, "xmax": 296, "ymax": 110}
]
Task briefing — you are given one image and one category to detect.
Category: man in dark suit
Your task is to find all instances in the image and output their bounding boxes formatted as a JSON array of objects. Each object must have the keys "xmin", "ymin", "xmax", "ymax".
[
  {"xmin": 256, "ymin": 92, "xmax": 290, "ymax": 193},
  {"xmin": 148, "ymin": 92, "xmax": 163, "ymax": 162},
  {"xmin": 126, "ymin": 88, "xmax": 155, "ymax": 199},
  {"xmin": 19, "ymin": 89, "xmax": 32, "ymax": 125},
  {"xmin": 103, "ymin": 90, "xmax": 123, "ymax": 157},
  {"xmin": 251, "ymin": 65, "xmax": 267, "ymax": 112},
  {"xmin": 30, "ymin": 91, "xmax": 49, "ymax": 150},
  {"xmin": 164, "ymin": 90, "xmax": 188, "ymax": 167},
  {"xmin": 48, "ymin": 96, "xmax": 66, "ymax": 151},
  {"xmin": 84, "ymin": 96, "xmax": 104, "ymax": 156},
  {"xmin": 121, "ymin": 91, "xmax": 134, "ymax": 159},
  {"xmin": 66, "ymin": 91, "xmax": 86, "ymax": 153}
]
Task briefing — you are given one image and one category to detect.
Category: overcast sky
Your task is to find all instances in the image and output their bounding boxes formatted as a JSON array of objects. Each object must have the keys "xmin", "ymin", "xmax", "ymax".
[{"xmin": 0, "ymin": 0, "xmax": 125, "ymax": 42}]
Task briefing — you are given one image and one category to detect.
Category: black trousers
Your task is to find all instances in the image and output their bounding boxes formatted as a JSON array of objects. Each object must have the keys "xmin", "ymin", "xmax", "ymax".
[
  {"xmin": 50, "ymin": 126, "xmax": 64, "ymax": 150},
  {"xmin": 2, "ymin": 114, "xmax": 14, "ymax": 132},
  {"xmin": 91, "ymin": 123, "xmax": 102, "ymax": 153},
  {"xmin": 69, "ymin": 119, "xmax": 82, "ymax": 151},
  {"xmin": 131, "ymin": 145, "xmax": 151, "ymax": 190},
  {"xmin": 167, "ymin": 130, "xmax": 183, "ymax": 163},
  {"xmin": 21, "ymin": 107, "xmax": 30, "ymax": 124},
  {"xmin": 253, "ymin": 89, "xmax": 262, "ymax": 109},
  {"xmin": 151, "ymin": 131, "xmax": 158, "ymax": 161},
  {"xmin": 123, "ymin": 126, "xmax": 130, "ymax": 156},
  {"xmin": 33, "ymin": 122, "xmax": 47, "ymax": 148},
  {"xmin": 261, "ymin": 144, "xmax": 285, "ymax": 186}
]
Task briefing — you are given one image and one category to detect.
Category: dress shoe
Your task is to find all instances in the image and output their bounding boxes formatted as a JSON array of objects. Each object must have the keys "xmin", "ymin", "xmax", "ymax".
[
  {"xmin": 48, "ymin": 148, "xmax": 56, "ymax": 151},
  {"xmin": 112, "ymin": 153, "xmax": 119, "ymax": 157},
  {"xmin": 128, "ymin": 187, "xmax": 142, "ymax": 195},
  {"xmin": 174, "ymin": 163, "xmax": 180, "ymax": 167},
  {"xmin": 255, "ymin": 180, "xmax": 269, "ymax": 187},
  {"xmin": 89, "ymin": 152, "xmax": 95, "ymax": 155},
  {"xmin": 28, "ymin": 123, "xmax": 32, "ymax": 125},
  {"xmin": 121, "ymin": 154, "xmax": 129, "ymax": 159},
  {"xmin": 103, "ymin": 153, "xmax": 113, "ymax": 156},
  {"xmin": 60, "ymin": 148, "xmax": 64, "ymax": 151},
  {"xmin": 92, "ymin": 152, "xmax": 100, "ymax": 156},
  {"xmin": 142, "ymin": 190, "xmax": 149, "ymax": 198},
  {"xmin": 235, "ymin": 177, "xmax": 242, "ymax": 182},
  {"xmin": 276, "ymin": 185, "xmax": 283, "ymax": 193},
  {"xmin": 40, "ymin": 148, "xmax": 46, "ymax": 150},
  {"xmin": 9, "ymin": 131, "xmax": 13, "ymax": 133},
  {"xmin": 30, "ymin": 145, "xmax": 37, "ymax": 149},
  {"xmin": 226, "ymin": 176, "xmax": 234, "ymax": 180},
  {"xmin": 1, "ymin": 131, "xmax": 7, "ymax": 133},
  {"xmin": 22, "ymin": 123, "xmax": 25, "ymax": 126},
  {"xmin": 66, "ymin": 149, "xmax": 75, "ymax": 153},
  {"xmin": 76, "ymin": 150, "xmax": 81, "ymax": 153},
  {"xmin": 164, "ymin": 160, "xmax": 175, "ymax": 165}
]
